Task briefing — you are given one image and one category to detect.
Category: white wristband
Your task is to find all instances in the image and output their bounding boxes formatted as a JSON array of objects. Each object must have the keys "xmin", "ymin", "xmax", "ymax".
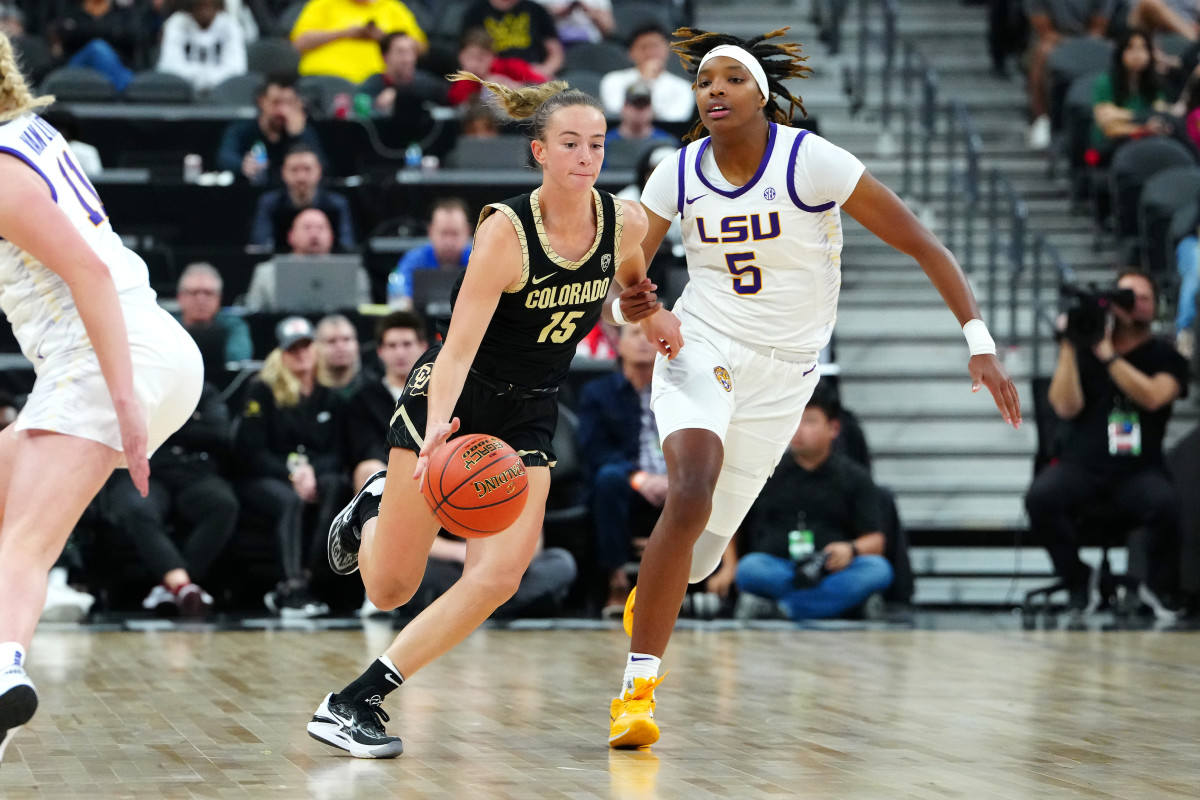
[
  {"xmin": 610, "ymin": 296, "xmax": 629, "ymax": 326},
  {"xmin": 962, "ymin": 318, "xmax": 996, "ymax": 356}
]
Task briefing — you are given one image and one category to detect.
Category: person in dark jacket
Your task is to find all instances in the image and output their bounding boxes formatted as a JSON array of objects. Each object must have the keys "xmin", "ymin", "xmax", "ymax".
[
  {"xmin": 235, "ymin": 316, "xmax": 349, "ymax": 616},
  {"xmin": 107, "ymin": 382, "xmax": 239, "ymax": 618}
]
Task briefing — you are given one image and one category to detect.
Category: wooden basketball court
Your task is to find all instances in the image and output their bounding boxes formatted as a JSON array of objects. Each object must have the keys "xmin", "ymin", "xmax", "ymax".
[{"xmin": 1, "ymin": 618, "xmax": 1197, "ymax": 798}]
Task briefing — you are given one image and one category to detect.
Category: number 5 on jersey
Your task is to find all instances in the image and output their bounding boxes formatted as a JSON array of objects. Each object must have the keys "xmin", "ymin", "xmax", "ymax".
[
  {"xmin": 538, "ymin": 311, "xmax": 584, "ymax": 343},
  {"xmin": 726, "ymin": 252, "xmax": 762, "ymax": 295}
]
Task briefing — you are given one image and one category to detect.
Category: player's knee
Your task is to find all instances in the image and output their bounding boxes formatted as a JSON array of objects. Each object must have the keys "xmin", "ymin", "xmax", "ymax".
[
  {"xmin": 665, "ymin": 474, "xmax": 716, "ymax": 527},
  {"xmin": 463, "ymin": 563, "xmax": 524, "ymax": 606},
  {"xmin": 366, "ymin": 576, "xmax": 419, "ymax": 611}
]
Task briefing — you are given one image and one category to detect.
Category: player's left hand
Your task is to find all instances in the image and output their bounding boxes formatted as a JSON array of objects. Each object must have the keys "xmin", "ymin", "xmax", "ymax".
[
  {"xmin": 414, "ymin": 417, "xmax": 461, "ymax": 480},
  {"xmin": 116, "ymin": 397, "xmax": 150, "ymax": 497},
  {"xmin": 619, "ymin": 278, "xmax": 661, "ymax": 323},
  {"xmin": 640, "ymin": 309, "xmax": 683, "ymax": 359},
  {"xmin": 969, "ymin": 353, "xmax": 1022, "ymax": 429}
]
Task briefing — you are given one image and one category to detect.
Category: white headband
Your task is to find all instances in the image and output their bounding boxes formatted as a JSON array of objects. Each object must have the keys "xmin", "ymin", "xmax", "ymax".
[{"xmin": 697, "ymin": 45, "xmax": 769, "ymax": 101}]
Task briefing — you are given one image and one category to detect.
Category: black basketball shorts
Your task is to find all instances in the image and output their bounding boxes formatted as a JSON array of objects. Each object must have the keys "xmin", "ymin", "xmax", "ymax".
[{"xmin": 386, "ymin": 344, "xmax": 559, "ymax": 468}]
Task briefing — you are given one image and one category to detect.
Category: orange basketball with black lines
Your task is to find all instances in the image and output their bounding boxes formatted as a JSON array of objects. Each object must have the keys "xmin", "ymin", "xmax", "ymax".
[{"xmin": 420, "ymin": 433, "xmax": 529, "ymax": 538}]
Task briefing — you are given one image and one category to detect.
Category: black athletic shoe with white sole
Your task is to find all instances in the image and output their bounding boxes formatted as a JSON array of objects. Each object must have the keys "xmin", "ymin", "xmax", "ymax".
[
  {"xmin": 307, "ymin": 691, "xmax": 404, "ymax": 758},
  {"xmin": 327, "ymin": 470, "xmax": 387, "ymax": 576},
  {"xmin": 0, "ymin": 666, "xmax": 38, "ymax": 765}
]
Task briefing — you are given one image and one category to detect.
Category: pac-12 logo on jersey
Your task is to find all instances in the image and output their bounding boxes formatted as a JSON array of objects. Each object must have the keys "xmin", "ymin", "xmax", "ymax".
[
  {"xmin": 601, "ymin": 253, "xmax": 612, "ymax": 272},
  {"xmin": 696, "ymin": 212, "xmax": 781, "ymax": 244}
]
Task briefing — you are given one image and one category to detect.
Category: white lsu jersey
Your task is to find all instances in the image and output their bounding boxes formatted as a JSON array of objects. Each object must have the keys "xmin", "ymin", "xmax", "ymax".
[
  {"xmin": 639, "ymin": 124, "xmax": 865, "ymax": 354},
  {"xmin": 0, "ymin": 113, "xmax": 156, "ymax": 365}
]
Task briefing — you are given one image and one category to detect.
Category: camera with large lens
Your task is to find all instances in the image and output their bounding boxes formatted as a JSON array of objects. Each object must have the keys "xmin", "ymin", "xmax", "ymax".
[{"xmin": 1060, "ymin": 284, "xmax": 1136, "ymax": 348}]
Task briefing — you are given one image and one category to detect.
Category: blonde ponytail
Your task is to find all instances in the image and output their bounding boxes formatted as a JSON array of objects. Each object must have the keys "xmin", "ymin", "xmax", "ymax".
[
  {"xmin": 448, "ymin": 70, "xmax": 602, "ymax": 142},
  {"xmin": 0, "ymin": 32, "xmax": 54, "ymax": 124},
  {"xmin": 261, "ymin": 349, "xmax": 302, "ymax": 408}
]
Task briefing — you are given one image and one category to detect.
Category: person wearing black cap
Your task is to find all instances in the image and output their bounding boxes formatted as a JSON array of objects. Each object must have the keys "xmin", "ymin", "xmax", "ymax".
[
  {"xmin": 234, "ymin": 316, "xmax": 350, "ymax": 617},
  {"xmin": 603, "ymin": 80, "xmax": 679, "ymax": 154}
]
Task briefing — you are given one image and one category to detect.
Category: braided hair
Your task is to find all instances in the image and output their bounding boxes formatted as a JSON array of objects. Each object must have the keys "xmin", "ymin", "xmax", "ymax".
[
  {"xmin": 0, "ymin": 32, "xmax": 53, "ymax": 124},
  {"xmin": 671, "ymin": 27, "xmax": 811, "ymax": 143}
]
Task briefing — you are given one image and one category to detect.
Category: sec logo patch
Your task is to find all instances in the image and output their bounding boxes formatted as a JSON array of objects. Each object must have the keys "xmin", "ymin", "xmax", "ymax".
[{"xmin": 713, "ymin": 366, "xmax": 732, "ymax": 392}]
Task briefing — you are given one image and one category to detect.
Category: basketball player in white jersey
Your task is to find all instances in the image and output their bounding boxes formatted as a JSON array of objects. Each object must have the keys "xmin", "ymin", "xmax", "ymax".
[
  {"xmin": 605, "ymin": 28, "xmax": 1023, "ymax": 748},
  {"xmin": 0, "ymin": 32, "xmax": 204, "ymax": 762}
]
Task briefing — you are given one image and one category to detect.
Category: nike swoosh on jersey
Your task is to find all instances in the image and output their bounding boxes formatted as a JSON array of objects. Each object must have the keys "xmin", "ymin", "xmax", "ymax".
[
  {"xmin": 685, "ymin": 194, "xmax": 707, "ymax": 204},
  {"xmin": 531, "ymin": 274, "xmax": 554, "ymax": 284}
]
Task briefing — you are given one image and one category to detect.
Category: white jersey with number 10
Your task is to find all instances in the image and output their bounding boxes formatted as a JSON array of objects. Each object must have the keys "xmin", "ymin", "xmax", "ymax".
[{"xmin": 0, "ymin": 112, "xmax": 156, "ymax": 365}]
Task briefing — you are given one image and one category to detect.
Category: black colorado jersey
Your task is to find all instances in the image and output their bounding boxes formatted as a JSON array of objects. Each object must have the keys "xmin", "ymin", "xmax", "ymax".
[{"xmin": 452, "ymin": 187, "xmax": 621, "ymax": 390}]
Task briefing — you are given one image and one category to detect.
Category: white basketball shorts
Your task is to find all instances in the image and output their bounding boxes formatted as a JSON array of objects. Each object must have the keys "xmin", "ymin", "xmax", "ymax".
[
  {"xmin": 650, "ymin": 306, "xmax": 822, "ymax": 543},
  {"xmin": 17, "ymin": 298, "xmax": 204, "ymax": 461}
]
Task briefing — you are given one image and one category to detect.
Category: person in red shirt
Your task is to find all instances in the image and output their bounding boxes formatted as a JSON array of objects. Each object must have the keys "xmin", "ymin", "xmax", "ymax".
[{"xmin": 447, "ymin": 27, "xmax": 546, "ymax": 106}]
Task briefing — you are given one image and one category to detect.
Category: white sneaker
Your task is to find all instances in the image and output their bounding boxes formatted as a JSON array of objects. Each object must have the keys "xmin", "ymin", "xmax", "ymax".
[
  {"xmin": 360, "ymin": 594, "xmax": 390, "ymax": 619},
  {"xmin": 41, "ymin": 567, "xmax": 94, "ymax": 622},
  {"xmin": 0, "ymin": 665, "xmax": 38, "ymax": 764},
  {"xmin": 142, "ymin": 584, "xmax": 179, "ymax": 616},
  {"xmin": 1137, "ymin": 583, "xmax": 1182, "ymax": 622},
  {"xmin": 1027, "ymin": 115, "xmax": 1051, "ymax": 150}
]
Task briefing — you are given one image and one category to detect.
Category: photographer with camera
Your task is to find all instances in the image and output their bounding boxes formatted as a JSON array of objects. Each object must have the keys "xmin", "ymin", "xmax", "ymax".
[
  {"xmin": 733, "ymin": 386, "xmax": 893, "ymax": 620},
  {"xmin": 1026, "ymin": 270, "xmax": 1188, "ymax": 616}
]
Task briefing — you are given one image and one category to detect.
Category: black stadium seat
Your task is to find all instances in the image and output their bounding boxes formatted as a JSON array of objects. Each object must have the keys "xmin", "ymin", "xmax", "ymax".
[
  {"xmin": 124, "ymin": 71, "xmax": 195, "ymax": 104},
  {"xmin": 40, "ymin": 67, "xmax": 116, "ymax": 103}
]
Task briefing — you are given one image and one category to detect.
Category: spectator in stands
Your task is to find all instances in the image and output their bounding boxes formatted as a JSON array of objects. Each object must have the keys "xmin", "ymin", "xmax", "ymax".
[
  {"xmin": 460, "ymin": 95, "xmax": 502, "ymax": 136},
  {"xmin": 343, "ymin": 310, "xmax": 426, "ymax": 488},
  {"xmin": 0, "ymin": 3, "xmax": 23, "ymax": 37},
  {"xmin": 578, "ymin": 324, "xmax": 668, "ymax": 616},
  {"xmin": 539, "ymin": 0, "xmax": 613, "ymax": 47},
  {"xmin": 50, "ymin": 0, "xmax": 149, "ymax": 92},
  {"xmin": 244, "ymin": 207, "xmax": 371, "ymax": 310},
  {"xmin": 603, "ymin": 81, "xmax": 678, "ymax": 153},
  {"xmin": 175, "ymin": 262, "xmax": 253, "ymax": 377},
  {"xmin": 447, "ymin": 27, "xmax": 545, "ymax": 106},
  {"xmin": 1023, "ymin": 0, "xmax": 1110, "ymax": 150},
  {"xmin": 108, "ymin": 382, "xmax": 239, "ymax": 619},
  {"xmin": 290, "ymin": 0, "xmax": 428, "ymax": 84},
  {"xmin": 387, "ymin": 197, "xmax": 473, "ymax": 309},
  {"xmin": 157, "ymin": 0, "xmax": 247, "ymax": 94},
  {"xmin": 315, "ymin": 313, "xmax": 362, "ymax": 398},
  {"xmin": 39, "ymin": 109, "xmax": 102, "ymax": 176},
  {"xmin": 617, "ymin": 144, "xmax": 682, "ymax": 257},
  {"xmin": 249, "ymin": 143, "xmax": 355, "ymax": 252},
  {"xmin": 461, "ymin": 0, "xmax": 563, "ymax": 77},
  {"xmin": 734, "ymin": 386, "xmax": 894, "ymax": 620},
  {"xmin": 1090, "ymin": 28, "xmax": 1174, "ymax": 161},
  {"xmin": 1123, "ymin": 0, "xmax": 1200, "ymax": 40},
  {"xmin": 1026, "ymin": 270, "xmax": 1188, "ymax": 616},
  {"xmin": 357, "ymin": 32, "xmax": 446, "ymax": 114},
  {"xmin": 406, "ymin": 531, "xmax": 578, "ymax": 619},
  {"xmin": 235, "ymin": 316, "xmax": 350, "ymax": 617},
  {"xmin": 216, "ymin": 74, "xmax": 329, "ymax": 186},
  {"xmin": 599, "ymin": 22, "xmax": 694, "ymax": 122}
]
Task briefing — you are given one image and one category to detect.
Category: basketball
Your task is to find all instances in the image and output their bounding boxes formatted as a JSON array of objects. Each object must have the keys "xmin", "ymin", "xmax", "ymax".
[{"xmin": 420, "ymin": 433, "xmax": 530, "ymax": 538}]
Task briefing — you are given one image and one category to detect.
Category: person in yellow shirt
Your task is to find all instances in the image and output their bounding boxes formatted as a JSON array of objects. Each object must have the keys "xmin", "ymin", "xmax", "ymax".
[{"xmin": 291, "ymin": 0, "xmax": 428, "ymax": 84}]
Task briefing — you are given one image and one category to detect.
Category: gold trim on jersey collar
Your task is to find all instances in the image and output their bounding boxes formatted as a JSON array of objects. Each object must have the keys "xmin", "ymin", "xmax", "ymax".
[{"xmin": 530, "ymin": 187, "xmax": 603, "ymax": 271}]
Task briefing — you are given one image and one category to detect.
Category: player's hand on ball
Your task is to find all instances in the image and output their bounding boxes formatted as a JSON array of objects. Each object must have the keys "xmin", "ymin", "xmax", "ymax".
[
  {"xmin": 640, "ymin": 310, "xmax": 683, "ymax": 360},
  {"xmin": 969, "ymin": 353, "xmax": 1022, "ymax": 429},
  {"xmin": 414, "ymin": 417, "xmax": 461, "ymax": 480},
  {"xmin": 619, "ymin": 278, "xmax": 661, "ymax": 323}
]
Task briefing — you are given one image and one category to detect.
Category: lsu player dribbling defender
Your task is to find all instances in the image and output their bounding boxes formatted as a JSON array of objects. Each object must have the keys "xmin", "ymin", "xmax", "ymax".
[
  {"xmin": 0, "ymin": 32, "xmax": 203, "ymax": 762},
  {"xmin": 607, "ymin": 28, "xmax": 1024, "ymax": 748}
]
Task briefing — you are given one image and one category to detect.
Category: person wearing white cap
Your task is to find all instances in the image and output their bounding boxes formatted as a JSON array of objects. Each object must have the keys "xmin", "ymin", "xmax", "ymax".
[{"xmin": 606, "ymin": 26, "xmax": 1024, "ymax": 749}]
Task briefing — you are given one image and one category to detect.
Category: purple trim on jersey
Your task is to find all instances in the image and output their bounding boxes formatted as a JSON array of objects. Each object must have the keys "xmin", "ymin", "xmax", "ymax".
[
  {"xmin": 694, "ymin": 123, "xmax": 778, "ymax": 199},
  {"xmin": 786, "ymin": 130, "xmax": 836, "ymax": 213},
  {"xmin": 0, "ymin": 146, "xmax": 58, "ymax": 203},
  {"xmin": 676, "ymin": 146, "xmax": 687, "ymax": 215}
]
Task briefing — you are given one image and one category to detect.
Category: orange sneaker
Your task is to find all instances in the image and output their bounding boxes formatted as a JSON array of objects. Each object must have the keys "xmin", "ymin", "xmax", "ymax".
[
  {"xmin": 622, "ymin": 586, "xmax": 636, "ymax": 637},
  {"xmin": 608, "ymin": 673, "xmax": 666, "ymax": 748}
]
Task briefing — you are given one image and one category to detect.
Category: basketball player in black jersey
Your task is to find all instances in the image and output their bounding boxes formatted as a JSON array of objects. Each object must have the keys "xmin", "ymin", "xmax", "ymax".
[{"xmin": 306, "ymin": 73, "xmax": 679, "ymax": 758}]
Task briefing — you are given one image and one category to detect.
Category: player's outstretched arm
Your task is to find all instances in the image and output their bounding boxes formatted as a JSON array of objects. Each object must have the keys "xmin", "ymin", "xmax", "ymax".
[
  {"xmin": 415, "ymin": 212, "xmax": 523, "ymax": 479},
  {"xmin": 841, "ymin": 170, "xmax": 1022, "ymax": 428}
]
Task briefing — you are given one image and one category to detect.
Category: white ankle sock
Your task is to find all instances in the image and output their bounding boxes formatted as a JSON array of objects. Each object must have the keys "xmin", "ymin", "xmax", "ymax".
[
  {"xmin": 621, "ymin": 652, "xmax": 660, "ymax": 694},
  {"xmin": 0, "ymin": 642, "xmax": 25, "ymax": 669}
]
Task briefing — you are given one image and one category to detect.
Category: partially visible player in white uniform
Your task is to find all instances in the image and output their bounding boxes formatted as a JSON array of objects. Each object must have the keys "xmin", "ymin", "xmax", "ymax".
[
  {"xmin": 605, "ymin": 27, "xmax": 1023, "ymax": 748},
  {"xmin": 0, "ymin": 32, "xmax": 204, "ymax": 762}
]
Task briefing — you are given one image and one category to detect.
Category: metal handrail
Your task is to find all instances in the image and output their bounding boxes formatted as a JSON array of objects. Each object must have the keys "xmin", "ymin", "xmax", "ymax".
[
  {"xmin": 985, "ymin": 170, "xmax": 1028, "ymax": 346},
  {"xmin": 945, "ymin": 100, "xmax": 983, "ymax": 268},
  {"xmin": 1029, "ymin": 234, "xmax": 1076, "ymax": 377}
]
